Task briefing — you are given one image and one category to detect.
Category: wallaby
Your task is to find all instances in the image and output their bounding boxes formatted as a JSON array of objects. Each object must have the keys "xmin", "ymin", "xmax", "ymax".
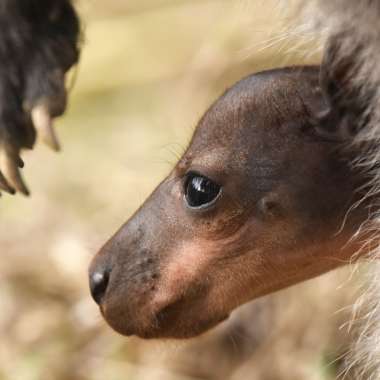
[{"xmin": 89, "ymin": 66, "xmax": 371, "ymax": 339}]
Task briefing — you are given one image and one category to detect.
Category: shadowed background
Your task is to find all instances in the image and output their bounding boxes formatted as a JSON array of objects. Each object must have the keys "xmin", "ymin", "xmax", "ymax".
[{"xmin": 0, "ymin": 1, "xmax": 361, "ymax": 379}]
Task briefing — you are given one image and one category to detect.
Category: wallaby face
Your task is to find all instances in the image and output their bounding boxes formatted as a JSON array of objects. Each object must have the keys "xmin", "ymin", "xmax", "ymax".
[{"xmin": 89, "ymin": 66, "xmax": 367, "ymax": 339}]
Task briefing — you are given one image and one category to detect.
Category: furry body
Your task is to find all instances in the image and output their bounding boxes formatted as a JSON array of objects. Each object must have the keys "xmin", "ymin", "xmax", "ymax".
[{"xmin": 305, "ymin": 2, "xmax": 380, "ymax": 378}]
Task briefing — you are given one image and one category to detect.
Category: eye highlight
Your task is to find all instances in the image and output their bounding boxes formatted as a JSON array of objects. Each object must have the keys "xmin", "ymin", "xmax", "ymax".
[{"xmin": 184, "ymin": 172, "xmax": 222, "ymax": 209}]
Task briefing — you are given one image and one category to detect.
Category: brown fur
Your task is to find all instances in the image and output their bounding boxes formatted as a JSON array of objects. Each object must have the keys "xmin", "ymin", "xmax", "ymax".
[{"xmin": 89, "ymin": 66, "xmax": 370, "ymax": 339}]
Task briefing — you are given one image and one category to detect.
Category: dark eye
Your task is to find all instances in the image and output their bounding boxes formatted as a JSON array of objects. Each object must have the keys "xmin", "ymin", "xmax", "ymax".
[{"xmin": 184, "ymin": 172, "xmax": 222, "ymax": 209}]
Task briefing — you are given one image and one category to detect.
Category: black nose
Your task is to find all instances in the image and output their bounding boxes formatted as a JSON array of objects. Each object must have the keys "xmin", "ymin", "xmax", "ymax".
[{"xmin": 89, "ymin": 268, "xmax": 110, "ymax": 305}]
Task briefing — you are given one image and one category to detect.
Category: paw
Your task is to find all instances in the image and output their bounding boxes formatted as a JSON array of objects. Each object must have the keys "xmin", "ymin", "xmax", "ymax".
[{"xmin": 0, "ymin": 0, "xmax": 80, "ymax": 196}]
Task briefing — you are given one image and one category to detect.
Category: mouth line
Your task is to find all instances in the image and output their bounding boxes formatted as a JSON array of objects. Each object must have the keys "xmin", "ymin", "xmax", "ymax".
[{"xmin": 101, "ymin": 282, "xmax": 230, "ymax": 339}]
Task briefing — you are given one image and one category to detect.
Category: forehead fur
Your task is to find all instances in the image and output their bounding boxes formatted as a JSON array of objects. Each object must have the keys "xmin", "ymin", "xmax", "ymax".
[{"xmin": 191, "ymin": 66, "xmax": 325, "ymax": 152}]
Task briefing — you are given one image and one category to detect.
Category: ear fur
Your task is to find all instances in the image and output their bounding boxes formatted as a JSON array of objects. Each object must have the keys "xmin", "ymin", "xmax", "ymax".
[{"xmin": 316, "ymin": 33, "xmax": 369, "ymax": 142}]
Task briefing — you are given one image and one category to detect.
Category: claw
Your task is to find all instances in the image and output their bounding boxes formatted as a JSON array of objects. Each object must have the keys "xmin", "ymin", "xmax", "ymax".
[
  {"xmin": 0, "ymin": 150, "xmax": 29, "ymax": 196},
  {"xmin": 31, "ymin": 104, "xmax": 61, "ymax": 152},
  {"xmin": 17, "ymin": 156, "xmax": 24, "ymax": 168},
  {"xmin": 0, "ymin": 171, "xmax": 15, "ymax": 194}
]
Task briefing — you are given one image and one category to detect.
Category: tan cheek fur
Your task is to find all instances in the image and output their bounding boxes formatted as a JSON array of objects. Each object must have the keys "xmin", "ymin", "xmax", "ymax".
[{"xmin": 152, "ymin": 240, "xmax": 214, "ymax": 309}]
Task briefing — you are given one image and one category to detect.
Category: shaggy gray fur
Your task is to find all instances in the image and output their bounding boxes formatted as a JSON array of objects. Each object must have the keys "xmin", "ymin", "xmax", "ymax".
[{"xmin": 303, "ymin": 1, "xmax": 380, "ymax": 378}]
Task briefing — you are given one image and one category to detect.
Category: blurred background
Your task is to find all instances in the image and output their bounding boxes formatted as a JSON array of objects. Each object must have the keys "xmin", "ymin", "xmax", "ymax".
[{"xmin": 0, "ymin": 1, "xmax": 362, "ymax": 379}]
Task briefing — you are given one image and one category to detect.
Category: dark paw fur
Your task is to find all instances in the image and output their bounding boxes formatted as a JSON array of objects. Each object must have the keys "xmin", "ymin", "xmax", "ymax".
[{"xmin": 0, "ymin": 0, "xmax": 80, "ymax": 195}]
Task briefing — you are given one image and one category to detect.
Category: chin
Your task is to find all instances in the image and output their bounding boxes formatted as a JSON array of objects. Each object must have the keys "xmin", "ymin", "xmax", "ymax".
[{"xmin": 103, "ymin": 308, "xmax": 230, "ymax": 340}]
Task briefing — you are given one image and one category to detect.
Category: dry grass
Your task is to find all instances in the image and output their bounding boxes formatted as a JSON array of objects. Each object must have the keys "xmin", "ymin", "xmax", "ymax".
[{"xmin": 0, "ymin": 1, "xmax": 359, "ymax": 379}]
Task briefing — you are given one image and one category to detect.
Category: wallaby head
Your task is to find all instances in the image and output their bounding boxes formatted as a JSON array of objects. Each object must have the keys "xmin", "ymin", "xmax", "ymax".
[{"xmin": 89, "ymin": 66, "xmax": 369, "ymax": 339}]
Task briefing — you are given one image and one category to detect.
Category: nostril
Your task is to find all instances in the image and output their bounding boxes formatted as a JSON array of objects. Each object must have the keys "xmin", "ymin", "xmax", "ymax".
[{"xmin": 89, "ymin": 269, "xmax": 110, "ymax": 305}]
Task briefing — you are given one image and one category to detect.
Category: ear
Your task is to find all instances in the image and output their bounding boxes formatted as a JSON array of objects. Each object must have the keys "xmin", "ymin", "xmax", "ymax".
[{"xmin": 316, "ymin": 33, "xmax": 369, "ymax": 141}]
